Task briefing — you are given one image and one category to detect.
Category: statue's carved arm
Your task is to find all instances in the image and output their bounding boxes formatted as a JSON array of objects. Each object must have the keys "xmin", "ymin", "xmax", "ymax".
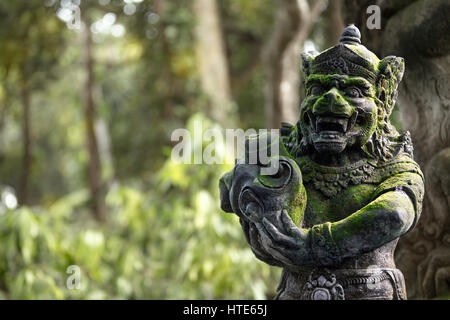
[
  {"xmin": 257, "ymin": 172, "xmax": 424, "ymax": 269},
  {"xmin": 256, "ymin": 190, "xmax": 413, "ymax": 268},
  {"xmin": 312, "ymin": 190, "xmax": 415, "ymax": 265}
]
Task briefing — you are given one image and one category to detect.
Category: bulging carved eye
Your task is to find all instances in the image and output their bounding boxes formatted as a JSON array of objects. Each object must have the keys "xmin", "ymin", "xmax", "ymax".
[
  {"xmin": 345, "ymin": 87, "xmax": 363, "ymax": 98},
  {"xmin": 309, "ymin": 85, "xmax": 324, "ymax": 96}
]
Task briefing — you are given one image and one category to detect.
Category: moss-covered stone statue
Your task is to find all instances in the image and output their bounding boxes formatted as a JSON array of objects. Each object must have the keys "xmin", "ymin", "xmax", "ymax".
[{"xmin": 219, "ymin": 25, "xmax": 425, "ymax": 300}]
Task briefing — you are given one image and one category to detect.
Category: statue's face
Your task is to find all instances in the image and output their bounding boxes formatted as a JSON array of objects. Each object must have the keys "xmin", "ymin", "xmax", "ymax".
[{"xmin": 300, "ymin": 74, "xmax": 378, "ymax": 154}]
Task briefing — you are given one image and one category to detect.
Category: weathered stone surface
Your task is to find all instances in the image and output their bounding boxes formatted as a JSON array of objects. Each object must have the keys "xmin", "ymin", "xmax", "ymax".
[{"xmin": 219, "ymin": 25, "xmax": 425, "ymax": 300}]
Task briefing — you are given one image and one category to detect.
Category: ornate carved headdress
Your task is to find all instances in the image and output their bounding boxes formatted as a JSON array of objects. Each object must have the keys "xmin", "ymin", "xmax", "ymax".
[
  {"xmin": 303, "ymin": 25, "xmax": 380, "ymax": 84},
  {"xmin": 285, "ymin": 25, "xmax": 413, "ymax": 162}
]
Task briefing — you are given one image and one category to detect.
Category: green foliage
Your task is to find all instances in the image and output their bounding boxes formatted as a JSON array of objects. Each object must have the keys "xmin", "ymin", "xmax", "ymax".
[{"xmin": 0, "ymin": 115, "xmax": 280, "ymax": 299}]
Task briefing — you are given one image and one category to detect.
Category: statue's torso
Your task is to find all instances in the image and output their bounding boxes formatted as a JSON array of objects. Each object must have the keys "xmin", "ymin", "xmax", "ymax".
[
  {"xmin": 303, "ymin": 184, "xmax": 375, "ymax": 226},
  {"xmin": 274, "ymin": 154, "xmax": 423, "ymax": 300},
  {"xmin": 279, "ymin": 176, "xmax": 405, "ymax": 299}
]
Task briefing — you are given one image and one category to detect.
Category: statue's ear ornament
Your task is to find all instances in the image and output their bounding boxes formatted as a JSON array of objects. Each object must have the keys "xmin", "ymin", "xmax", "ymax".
[
  {"xmin": 301, "ymin": 51, "xmax": 319, "ymax": 77},
  {"xmin": 378, "ymin": 56, "xmax": 405, "ymax": 84}
]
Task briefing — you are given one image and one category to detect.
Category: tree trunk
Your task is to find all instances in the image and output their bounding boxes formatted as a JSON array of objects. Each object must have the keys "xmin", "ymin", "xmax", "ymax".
[
  {"xmin": 193, "ymin": 0, "xmax": 234, "ymax": 127},
  {"xmin": 19, "ymin": 83, "xmax": 31, "ymax": 206},
  {"xmin": 323, "ymin": 0, "xmax": 345, "ymax": 48},
  {"xmin": 82, "ymin": 13, "xmax": 105, "ymax": 221},
  {"xmin": 342, "ymin": 0, "xmax": 450, "ymax": 299},
  {"xmin": 155, "ymin": 0, "xmax": 176, "ymax": 119},
  {"xmin": 263, "ymin": 0, "xmax": 326, "ymax": 129},
  {"xmin": 279, "ymin": 36, "xmax": 302, "ymax": 126}
]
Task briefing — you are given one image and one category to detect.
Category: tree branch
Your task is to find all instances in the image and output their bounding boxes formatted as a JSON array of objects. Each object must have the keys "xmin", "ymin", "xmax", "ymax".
[{"xmin": 262, "ymin": 0, "xmax": 326, "ymax": 128}]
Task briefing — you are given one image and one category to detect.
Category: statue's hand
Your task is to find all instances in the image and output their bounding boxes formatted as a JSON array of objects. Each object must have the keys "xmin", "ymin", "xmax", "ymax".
[
  {"xmin": 254, "ymin": 209, "xmax": 312, "ymax": 269},
  {"xmin": 239, "ymin": 217, "xmax": 284, "ymax": 267}
]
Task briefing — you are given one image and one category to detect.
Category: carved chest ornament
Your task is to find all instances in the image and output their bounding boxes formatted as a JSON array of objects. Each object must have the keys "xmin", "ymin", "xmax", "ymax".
[{"xmin": 298, "ymin": 158, "xmax": 376, "ymax": 198}]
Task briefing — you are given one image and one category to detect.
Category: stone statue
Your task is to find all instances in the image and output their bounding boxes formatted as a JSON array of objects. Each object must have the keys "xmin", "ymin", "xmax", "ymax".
[{"xmin": 219, "ymin": 25, "xmax": 425, "ymax": 300}]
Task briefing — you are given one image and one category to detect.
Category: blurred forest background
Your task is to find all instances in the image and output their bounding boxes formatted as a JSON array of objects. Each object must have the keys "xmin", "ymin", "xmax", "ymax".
[{"xmin": 0, "ymin": 0, "xmax": 448, "ymax": 299}]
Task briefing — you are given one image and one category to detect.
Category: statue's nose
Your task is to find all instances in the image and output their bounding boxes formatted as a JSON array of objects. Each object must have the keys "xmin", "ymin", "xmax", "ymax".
[{"xmin": 312, "ymin": 88, "xmax": 353, "ymax": 117}]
